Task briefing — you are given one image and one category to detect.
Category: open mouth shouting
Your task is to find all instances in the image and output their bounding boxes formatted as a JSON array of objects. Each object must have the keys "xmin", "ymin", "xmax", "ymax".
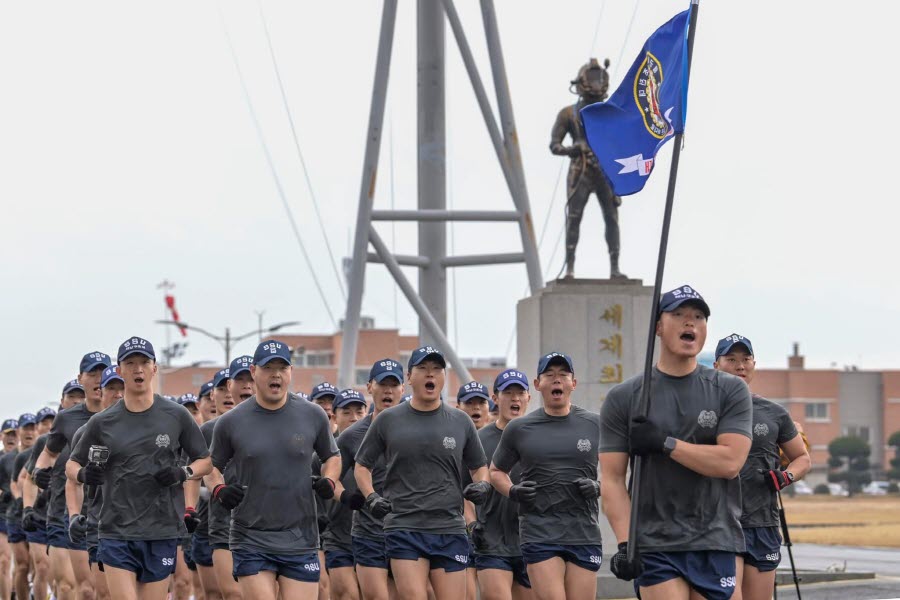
[
  {"xmin": 508, "ymin": 401, "xmax": 522, "ymax": 416},
  {"xmin": 550, "ymin": 386, "xmax": 565, "ymax": 400},
  {"xmin": 424, "ymin": 381, "xmax": 436, "ymax": 393},
  {"xmin": 268, "ymin": 381, "xmax": 283, "ymax": 395}
]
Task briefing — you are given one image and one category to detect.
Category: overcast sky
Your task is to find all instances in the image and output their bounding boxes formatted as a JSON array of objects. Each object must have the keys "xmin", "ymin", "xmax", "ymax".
[{"xmin": 1, "ymin": 1, "xmax": 896, "ymax": 415}]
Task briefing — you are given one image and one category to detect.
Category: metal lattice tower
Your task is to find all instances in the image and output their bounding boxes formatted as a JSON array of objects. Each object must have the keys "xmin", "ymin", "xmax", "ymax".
[{"xmin": 338, "ymin": 0, "xmax": 542, "ymax": 388}]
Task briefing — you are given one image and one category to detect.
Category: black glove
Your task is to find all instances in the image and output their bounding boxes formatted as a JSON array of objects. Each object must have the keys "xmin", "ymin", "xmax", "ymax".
[
  {"xmin": 76, "ymin": 463, "xmax": 105, "ymax": 486},
  {"xmin": 463, "ymin": 481, "xmax": 492, "ymax": 505},
  {"xmin": 68, "ymin": 514, "xmax": 87, "ymax": 545},
  {"xmin": 0, "ymin": 489, "xmax": 12, "ymax": 503},
  {"xmin": 339, "ymin": 489, "xmax": 366, "ymax": 511},
  {"xmin": 466, "ymin": 521, "xmax": 484, "ymax": 549},
  {"xmin": 153, "ymin": 466, "xmax": 187, "ymax": 488},
  {"xmin": 610, "ymin": 542, "xmax": 643, "ymax": 581},
  {"xmin": 629, "ymin": 416, "xmax": 668, "ymax": 456},
  {"xmin": 575, "ymin": 477, "xmax": 600, "ymax": 499},
  {"xmin": 34, "ymin": 489, "xmax": 49, "ymax": 511},
  {"xmin": 33, "ymin": 467, "xmax": 52, "ymax": 490},
  {"xmin": 184, "ymin": 506, "xmax": 200, "ymax": 533},
  {"xmin": 311, "ymin": 476, "xmax": 335, "ymax": 500},
  {"xmin": 760, "ymin": 469, "xmax": 793, "ymax": 492},
  {"xmin": 364, "ymin": 493, "xmax": 392, "ymax": 519},
  {"xmin": 22, "ymin": 507, "xmax": 40, "ymax": 532},
  {"xmin": 508, "ymin": 480, "xmax": 538, "ymax": 507},
  {"xmin": 212, "ymin": 484, "xmax": 245, "ymax": 510}
]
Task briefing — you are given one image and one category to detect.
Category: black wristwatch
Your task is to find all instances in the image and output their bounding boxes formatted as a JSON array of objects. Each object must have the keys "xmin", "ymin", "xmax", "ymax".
[
  {"xmin": 663, "ymin": 436, "xmax": 677, "ymax": 455},
  {"xmin": 182, "ymin": 466, "xmax": 194, "ymax": 480}
]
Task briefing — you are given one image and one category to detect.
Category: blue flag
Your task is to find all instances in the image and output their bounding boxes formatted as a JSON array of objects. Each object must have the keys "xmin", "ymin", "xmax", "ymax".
[{"xmin": 580, "ymin": 7, "xmax": 692, "ymax": 196}]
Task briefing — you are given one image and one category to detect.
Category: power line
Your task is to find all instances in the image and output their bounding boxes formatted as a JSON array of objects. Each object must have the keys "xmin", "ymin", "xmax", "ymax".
[
  {"xmin": 216, "ymin": 5, "xmax": 338, "ymax": 329},
  {"xmin": 254, "ymin": 0, "xmax": 347, "ymax": 300}
]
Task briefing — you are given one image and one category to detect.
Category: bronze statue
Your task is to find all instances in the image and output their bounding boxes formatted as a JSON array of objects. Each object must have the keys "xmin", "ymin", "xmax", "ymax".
[{"xmin": 550, "ymin": 58, "xmax": 626, "ymax": 280}]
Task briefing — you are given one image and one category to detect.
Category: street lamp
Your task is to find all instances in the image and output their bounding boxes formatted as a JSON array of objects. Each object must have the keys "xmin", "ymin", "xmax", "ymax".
[{"xmin": 155, "ymin": 319, "xmax": 301, "ymax": 365}]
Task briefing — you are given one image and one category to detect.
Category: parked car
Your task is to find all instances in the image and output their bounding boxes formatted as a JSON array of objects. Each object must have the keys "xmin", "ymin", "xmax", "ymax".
[
  {"xmin": 793, "ymin": 480, "xmax": 813, "ymax": 495},
  {"xmin": 862, "ymin": 481, "xmax": 889, "ymax": 495},
  {"xmin": 827, "ymin": 483, "xmax": 849, "ymax": 496}
]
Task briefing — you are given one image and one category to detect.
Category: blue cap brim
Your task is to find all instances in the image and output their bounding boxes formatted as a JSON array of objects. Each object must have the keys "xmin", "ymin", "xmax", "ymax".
[
  {"xmin": 539, "ymin": 356, "xmax": 574, "ymax": 375},
  {"xmin": 660, "ymin": 297, "xmax": 711, "ymax": 318},
  {"xmin": 496, "ymin": 380, "xmax": 528, "ymax": 391},
  {"xmin": 81, "ymin": 360, "xmax": 110, "ymax": 373},
  {"xmin": 716, "ymin": 341, "xmax": 753, "ymax": 359},
  {"xmin": 335, "ymin": 399, "xmax": 367, "ymax": 410},
  {"xmin": 118, "ymin": 349, "xmax": 156, "ymax": 363},
  {"xmin": 230, "ymin": 367, "xmax": 252, "ymax": 379},
  {"xmin": 311, "ymin": 392, "xmax": 337, "ymax": 402},
  {"xmin": 101, "ymin": 376, "xmax": 124, "ymax": 388},
  {"xmin": 410, "ymin": 352, "xmax": 446, "ymax": 368},
  {"xmin": 458, "ymin": 392, "xmax": 490, "ymax": 403},
  {"xmin": 255, "ymin": 355, "xmax": 291, "ymax": 367},
  {"xmin": 374, "ymin": 371, "xmax": 403, "ymax": 384}
]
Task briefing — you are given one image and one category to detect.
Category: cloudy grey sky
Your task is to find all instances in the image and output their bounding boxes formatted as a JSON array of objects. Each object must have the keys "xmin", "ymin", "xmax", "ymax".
[{"xmin": 1, "ymin": 1, "xmax": 895, "ymax": 415}]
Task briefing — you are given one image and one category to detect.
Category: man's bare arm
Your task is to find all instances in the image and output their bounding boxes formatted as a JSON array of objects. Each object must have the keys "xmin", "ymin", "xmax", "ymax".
[
  {"xmin": 669, "ymin": 433, "xmax": 751, "ymax": 479},
  {"xmin": 599, "ymin": 452, "xmax": 631, "ymax": 543},
  {"xmin": 489, "ymin": 462, "xmax": 513, "ymax": 497}
]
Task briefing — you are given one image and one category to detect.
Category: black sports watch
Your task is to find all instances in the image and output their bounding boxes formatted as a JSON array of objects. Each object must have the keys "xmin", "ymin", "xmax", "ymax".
[{"xmin": 663, "ymin": 436, "xmax": 677, "ymax": 455}]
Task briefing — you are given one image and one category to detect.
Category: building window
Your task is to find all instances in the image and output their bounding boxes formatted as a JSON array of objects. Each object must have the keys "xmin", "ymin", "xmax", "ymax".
[
  {"xmin": 843, "ymin": 425, "xmax": 870, "ymax": 442},
  {"xmin": 355, "ymin": 369, "xmax": 370, "ymax": 386},
  {"xmin": 294, "ymin": 351, "xmax": 334, "ymax": 367},
  {"xmin": 804, "ymin": 402, "xmax": 829, "ymax": 422},
  {"xmin": 192, "ymin": 374, "xmax": 206, "ymax": 386}
]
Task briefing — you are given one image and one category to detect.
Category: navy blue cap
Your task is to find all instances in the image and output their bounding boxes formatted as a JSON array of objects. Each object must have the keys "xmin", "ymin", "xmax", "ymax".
[
  {"xmin": 658, "ymin": 284, "xmax": 711, "ymax": 318},
  {"xmin": 715, "ymin": 333, "xmax": 754, "ymax": 359},
  {"xmin": 117, "ymin": 337, "xmax": 156, "ymax": 362},
  {"xmin": 457, "ymin": 381, "xmax": 490, "ymax": 403},
  {"xmin": 62, "ymin": 380, "xmax": 85, "ymax": 396},
  {"xmin": 17, "ymin": 414, "xmax": 36, "ymax": 427},
  {"xmin": 79, "ymin": 351, "xmax": 111, "ymax": 374},
  {"xmin": 494, "ymin": 369, "xmax": 530, "ymax": 391},
  {"xmin": 296, "ymin": 391, "xmax": 310, "ymax": 401},
  {"xmin": 212, "ymin": 369, "xmax": 230, "ymax": 388},
  {"xmin": 537, "ymin": 352, "xmax": 575, "ymax": 376},
  {"xmin": 489, "ymin": 400, "xmax": 498, "ymax": 413},
  {"xmin": 311, "ymin": 382, "xmax": 337, "ymax": 401},
  {"xmin": 36, "ymin": 407, "xmax": 56, "ymax": 422},
  {"xmin": 253, "ymin": 339, "xmax": 292, "ymax": 367},
  {"xmin": 179, "ymin": 393, "xmax": 199, "ymax": 407},
  {"xmin": 229, "ymin": 355, "xmax": 254, "ymax": 379},
  {"xmin": 401, "ymin": 394, "xmax": 411, "ymax": 403},
  {"xmin": 1, "ymin": 419, "xmax": 18, "ymax": 433},
  {"xmin": 334, "ymin": 389, "xmax": 367, "ymax": 410},
  {"xmin": 408, "ymin": 346, "xmax": 446, "ymax": 370},
  {"xmin": 199, "ymin": 381, "xmax": 214, "ymax": 398},
  {"xmin": 369, "ymin": 359, "xmax": 403, "ymax": 383},
  {"xmin": 100, "ymin": 366, "xmax": 123, "ymax": 388}
]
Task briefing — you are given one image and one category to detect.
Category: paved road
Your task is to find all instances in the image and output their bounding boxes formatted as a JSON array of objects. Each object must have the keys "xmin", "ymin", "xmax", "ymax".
[
  {"xmin": 773, "ymin": 576, "xmax": 900, "ymax": 599},
  {"xmin": 791, "ymin": 544, "xmax": 900, "ymax": 577}
]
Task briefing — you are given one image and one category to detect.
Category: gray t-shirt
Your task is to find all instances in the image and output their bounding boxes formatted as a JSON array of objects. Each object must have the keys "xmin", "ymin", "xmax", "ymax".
[
  {"xmin": 355, "ymin": 401, "xmax": 487, "ymax": 535},
  {"xmin": 0, "ymin": 450, "xmax": 18, "ymax": 517},
  {"xmin": 200, "ymin": 418, "xmax": 231, "ymax": 547},
  {"xmin": 600, "ymin": 365, "xmax": 752, "ymax": 553},
  {"xmin": 740, "ymin": 395, "xmax": 798, "ymax": 528},
  {"xmin": 492, "ymin": 406, "xmax": 602, "ymax": 546},
  {"xmin": 475, "ymin": 423, "xmax": 523, "ymax": 556},
  {"xmin": 7, "ymin": 450, "xmax": 31, "ymax": 524},
  {"xmin": 24, "ymin": 438, "xmax": 50, "ymax": 522},
  {"xmin": 47, "ymin": 403, "xmax": 100, "ymax": 526},
  {"xmin": 338, "ymin": 414, "xmax": 387, "ymax": 541},
  {"xmin": 70, "ymin": 397, "xmax": 209, "ymax": 541},
  {"xmin": 210, "ymin": 394, "xmax": 339, "ymax": 555}
]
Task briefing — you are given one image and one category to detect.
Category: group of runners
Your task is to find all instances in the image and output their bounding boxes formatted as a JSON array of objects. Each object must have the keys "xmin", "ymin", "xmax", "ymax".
[{"xmin": 0, "ymin": 284, "xmax": 810, "ymax": 600}]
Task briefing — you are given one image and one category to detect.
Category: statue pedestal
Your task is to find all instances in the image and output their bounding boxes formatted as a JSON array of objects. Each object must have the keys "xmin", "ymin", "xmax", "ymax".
[{"xmin": 516, "ymin": 278, "xmax": 656, "ymax": 413}]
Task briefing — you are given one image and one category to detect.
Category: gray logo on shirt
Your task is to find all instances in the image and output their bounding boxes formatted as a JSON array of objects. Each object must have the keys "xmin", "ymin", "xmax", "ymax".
[
  {"xmin": 577, "ymin": 439, "xmax": 592, "ymax": 452},
  {"xmin": 443, "ymin": 437, "xmax": 457, "ymax": 450},
  {"xmin": 754, "ymin": 423, "xmax": 769, "ymax": 437},
  {"xmin": 697, "ymin": 410, "xmax": 718, "ymax": 429},
  {"xmin": 155, "ymin": 434, "xmax": 171, "ymax": 448}
]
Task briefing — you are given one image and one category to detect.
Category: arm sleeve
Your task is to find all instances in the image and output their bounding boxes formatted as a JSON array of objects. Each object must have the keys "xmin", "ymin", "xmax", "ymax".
[
  {"xmin": 717, "ymin": 377, "xmax": 753, "ymax": 438},
  {"xmin": 777, "ymin": 409, "xmax": 799, "ymax": 445},
  {"xmin": 313, "ymin": 413, "xmax": 340, "ymax": 461},
  {"xmin": 599, "ymin": 386, "xmax": 631, "ymax": 453},
  {"xmin": 490, "ymin": 422, "xmax": 520, "ymax": 473},
  {"xmin": 13, "ymin": 454, "xmax": 28, "ymax": 482},
  {"xmin": 355, "ymin": 417, "xmax": 386, "ymax": 470},
  {"xmin": 45, "ymin": 413, "xmax": 68, "ymax": 454},
  {"xmin": 178, "ymin": 408, "xmax": 210, "ymax": 462},
  {"xmin": 209, "ymin": 416, "xmax": 233, "ymax": 473},
  {"xmin": 337, "ymin": 434, "xmax": 356, "ymax": 480},
  {"xmin": 69, "ymin": 420, "xmax": 97, "ymax": 466},
  {"xmin": 25, "ymin": 437, "xmax": 45, "ymax": 474},
  {"xmin": 462, "ymin": 419, "xmax": 487, "ymax": 471}
]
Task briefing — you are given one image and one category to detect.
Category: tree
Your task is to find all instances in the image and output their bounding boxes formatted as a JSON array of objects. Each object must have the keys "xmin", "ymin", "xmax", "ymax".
[
  {"xmin": 827, "ymin": 436, "xmax": 872, "ymax": 496},
  {"xmin": 888, "ymin": 431, "xmax": 900, "ymax": 480}
]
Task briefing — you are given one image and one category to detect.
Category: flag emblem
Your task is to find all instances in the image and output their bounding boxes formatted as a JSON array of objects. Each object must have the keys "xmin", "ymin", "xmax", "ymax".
[{"xmin": 634, "ymin": 52, "xmax": 670, "ymax": 139}]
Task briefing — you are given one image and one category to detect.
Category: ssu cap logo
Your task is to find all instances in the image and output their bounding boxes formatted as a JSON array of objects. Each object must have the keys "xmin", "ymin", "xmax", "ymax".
[{"xmin": 264, "ymin": 342, "xmax": 283, "ymax": 354}]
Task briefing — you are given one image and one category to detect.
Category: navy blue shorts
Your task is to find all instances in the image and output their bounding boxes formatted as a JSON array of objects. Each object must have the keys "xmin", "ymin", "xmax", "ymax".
[
  {"xmin": 636, "ymin": 551, "xmax": 737, "ymax": 600},
  {"xmin": 88, "ymin": 545, "xmax": 102, "ymax": 568},
  {"xmin": 325, "ymin": 549, "xmax": 355, "ymax": 571},
  {"xmin": 475, "ymin": 554, "xmax": 531, "ymax": 588},
  {"xmin": 741, "ymin": 527, "xmax": 781, "ymax": 572},
  {"xmin": 47, "ymin": 521, "xmax": 69, "ymax": 549},
  {"xmin": 25, "ymin": 522, "xmax": 48, "ymax": 546},
  {"xmin": 232, "ymin": 550, "xmax": 321, "ymax": 583},
  {"xmin": 191, "ymin": 533, "xmax": 214, "ymax": 568},
  {"xmin": 385, "ymin": 531, "xmax": 469, "ymax": 573},
  {"xmin": 352, "ymin": 536, "xmax": 388, "ymax": 569},
  {"xmin": 64, "ymin": 515, "xmax": 88, "ymax": 552},
  {"xmin": 98, "ymin": 539, "xmax": 179, "ymax": 584},
  {"xmin": 7, "ymin": 522, "xmax": 25, "ymax": 544},
  {"xmin": 181, "ymin": 540, "xmax": 196, "ymax": 572},
  {"xmin": 0, "ymin": 517, "xmax": 7, "ymax": 535},
  {"xmin": 520, "ymin": 543, "xmax": 602, "ymax": 572}
]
